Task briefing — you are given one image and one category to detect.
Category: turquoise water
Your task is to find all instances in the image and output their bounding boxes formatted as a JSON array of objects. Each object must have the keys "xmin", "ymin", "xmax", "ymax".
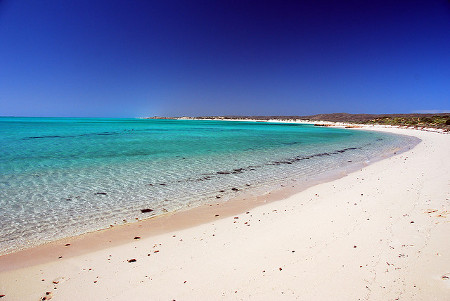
[{"xmin": 0, "ymin": 117, "xmax": 418, "ymax": 254}]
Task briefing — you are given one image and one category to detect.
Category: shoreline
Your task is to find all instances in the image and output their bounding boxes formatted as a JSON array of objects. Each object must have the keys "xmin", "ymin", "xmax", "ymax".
[
  {"xmin": 0, "ymin": 135, "xmax": 412, "ymax": 270},
  {"xmin": 174, "ymin": 116, "xmax": 449, "ymax": 133},
  {"xmin": 0, "ymin": 124, "xmax": 448, "ymax": 300},
  {"xmin": 0, "ymin": 122, "xmax": 416, "ymax": 259},
  {"xmin": 166, "ymin": 115, "xmax": 450, "ymax": 132}
]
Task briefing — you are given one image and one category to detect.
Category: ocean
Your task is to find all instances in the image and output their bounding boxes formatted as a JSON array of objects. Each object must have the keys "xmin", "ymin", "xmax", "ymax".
[{"xmin": 0, "ymin": 117, "xmax": 419, "ymax": 254}]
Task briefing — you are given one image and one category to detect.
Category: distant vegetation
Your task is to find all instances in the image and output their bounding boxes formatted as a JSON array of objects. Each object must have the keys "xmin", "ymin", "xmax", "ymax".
[
  {"xmin": 148, "ymin": 113, "xmax": 450, "ymax": 130},
  {"xmin": 364, "ymin": 115, "xmax": 450, "ymax": 128},
  {"xmin": 299, "ymin": 113, "xmax": 450, "ymax": 130}
]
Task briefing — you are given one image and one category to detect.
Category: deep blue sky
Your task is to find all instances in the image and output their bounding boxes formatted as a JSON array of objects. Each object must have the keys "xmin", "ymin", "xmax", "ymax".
[{"xmin": 0, "ymin": 0, "xmax": 449, "ymax": 117}]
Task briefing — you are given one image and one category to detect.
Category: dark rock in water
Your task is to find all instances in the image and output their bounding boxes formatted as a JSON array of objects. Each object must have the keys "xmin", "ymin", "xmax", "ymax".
[
  {"xmin": 232, "ymin": 168, "xmax": 244, "ymax": 174},
  {"xmin": 95, "ymin": 192, "xmax": 107, "ymax": 195},
  {"xmin": 194, "ymin": 176, "xmax": 212, "ymax": 182},
  {"xmin": 231, "ymin": 188, "xmax": 239, "ymax": 191},
  {"xmin": 141, "ymin": 208, "xmax": 154, "ymax": 213},
  {"xmin": 128, "ymin": 259, "xmax": 137, "ymax": 263}
]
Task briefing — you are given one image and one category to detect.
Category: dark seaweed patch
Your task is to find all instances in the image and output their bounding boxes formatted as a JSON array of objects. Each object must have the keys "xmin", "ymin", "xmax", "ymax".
[
  {"xmin": 144, "ymin": 146, "xmax": 362, "ymax": 189},
  {"xmin": 26, "ymin": 135, "xmax": 64, "ymax": 139},
  {"xmin": 217, "ymin": 171, "xmax": 231, "ymax": 175},
  {"xmin": 23, "ymin": 131, "xmax": 118, "ymax": 140}
]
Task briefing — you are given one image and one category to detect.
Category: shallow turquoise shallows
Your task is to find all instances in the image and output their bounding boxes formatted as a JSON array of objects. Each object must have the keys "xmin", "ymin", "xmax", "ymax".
[{"xmin": 0, "ymin": 117, "xmax": 418, "ymax": 253}]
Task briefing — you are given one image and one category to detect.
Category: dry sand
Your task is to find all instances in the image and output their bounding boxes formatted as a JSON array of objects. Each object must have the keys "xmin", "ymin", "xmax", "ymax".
[{"xmin": 0, "ymin": 126, "xmax": 449, "ymax": 300}]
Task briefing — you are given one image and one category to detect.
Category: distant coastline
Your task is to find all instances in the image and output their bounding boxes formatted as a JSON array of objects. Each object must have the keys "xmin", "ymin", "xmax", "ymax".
[{"xmin": 146, "ymin": 113, "xmax": 450, "ymax": 131}]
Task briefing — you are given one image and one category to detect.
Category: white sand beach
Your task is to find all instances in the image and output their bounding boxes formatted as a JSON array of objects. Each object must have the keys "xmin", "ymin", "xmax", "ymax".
[{"xmin": 0, "ymin": 126, "xmax": 449, "ymax": 300}]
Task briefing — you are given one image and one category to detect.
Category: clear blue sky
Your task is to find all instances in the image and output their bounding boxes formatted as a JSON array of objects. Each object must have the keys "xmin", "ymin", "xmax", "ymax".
[{"xmin": 0, "ymin": 0, "xmax": 449, "ymax": 117}]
